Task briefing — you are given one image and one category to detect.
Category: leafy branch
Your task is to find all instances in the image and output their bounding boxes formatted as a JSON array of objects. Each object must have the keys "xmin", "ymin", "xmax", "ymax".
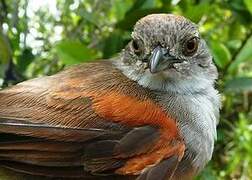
[{"xmin": 222, "ymin": 29, "xmax": 252, "ymax": 76}]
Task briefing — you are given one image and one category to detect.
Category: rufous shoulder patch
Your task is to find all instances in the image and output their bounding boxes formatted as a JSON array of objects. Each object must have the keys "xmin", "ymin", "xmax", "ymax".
[{"xmin": 90, "ymin": 91, "xmax": 179, "ymax": 139}]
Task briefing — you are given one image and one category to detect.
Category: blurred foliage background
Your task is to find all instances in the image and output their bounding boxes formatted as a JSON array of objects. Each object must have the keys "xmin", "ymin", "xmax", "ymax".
[{"xmin": 0, "ymin": 0, "xmax": 251, "ymax": 179}]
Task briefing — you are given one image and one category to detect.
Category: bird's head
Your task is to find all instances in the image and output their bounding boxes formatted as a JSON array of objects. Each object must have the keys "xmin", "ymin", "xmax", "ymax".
[{"xmin": 118, "ymin": 14, "xmax": 217, "ymax": 94}]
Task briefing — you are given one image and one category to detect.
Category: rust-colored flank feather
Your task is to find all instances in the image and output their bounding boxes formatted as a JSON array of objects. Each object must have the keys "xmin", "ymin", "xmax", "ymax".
[{"xmin": 89, "ymin": 91, "xmax": 185, "ymax": 175}]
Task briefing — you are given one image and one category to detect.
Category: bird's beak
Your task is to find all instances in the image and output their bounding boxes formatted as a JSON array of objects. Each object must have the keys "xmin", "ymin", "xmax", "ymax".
[{"xmin": 149, "ymin": 46, "xmax": 178, "ymax": 73}]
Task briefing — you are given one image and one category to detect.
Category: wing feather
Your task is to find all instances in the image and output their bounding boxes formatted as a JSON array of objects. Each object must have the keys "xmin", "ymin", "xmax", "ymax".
[{"xmin": 0, "ymin": 61, "xmax": 185, "ymax": 179}]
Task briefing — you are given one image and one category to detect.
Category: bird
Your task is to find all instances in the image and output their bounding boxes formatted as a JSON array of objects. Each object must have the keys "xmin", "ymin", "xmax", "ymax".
[{"xmin": 0, "ymin": 14, "xmax": 220, "ymax": 180}]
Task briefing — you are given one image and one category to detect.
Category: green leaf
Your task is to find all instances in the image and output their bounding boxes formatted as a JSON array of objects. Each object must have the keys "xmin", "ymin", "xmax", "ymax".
[
  {"xmin": 55, "ymin": 40, "xmax": 98, "ymax": 65},
  {"xmin": 244, "ymin": 0, "xmax": 252, "ymax": 14},
  {"xmin": 116, "ymin": 8, "xmax": 164, "ymax": 30},
  {"xmin": 0, "ymin": 64, "xmax": 6, "ymax": 80},
  {"xmin": 226, "ymin": 40, "xmax": 242, "ymax": 50},
  {"xmin": 228, "ymin": 22, "xmax": 246, "ymax": 40},
  {"xmin": 224, "ymin": 77, "xmax": 252, "ymax": 93},
  {"xmin": 141, "ymin": 0, "xmax": 162, "ymax": 9},
  {"xmin": 80, "ymin": 10, "xmax": 99, "ymax": 27},
  {"xmin": 0, "ymin": 32, "xmax": 11, "ymax": 64},
  {"xmin": 16, "ymin": 48, "xmax": 35, "ymax": 73},
  {"xmin": 126, "ymin": 0, "xmax": 148, "ymax": 15},
  {"xmin": 228, "ymin": 35, "xmax": 252, "ymax": 73},
  {"xmin": 110, "ymin": 0, "xmax": 133, "ymax": 21},
  {"xmin": 182, "ymin": 2, "xmax": 210, "ymax": 22},
  {"xmin": 229, "ymin": 0, "xmax": 247, "ymax": 11},
  {"xmin": 0, "ymin": 31, "xmax": 12, "ymax": 81},
  {"xmin": 197, "ymin": 165, "xmax": 218, "ymax": 180},
  {"xmin": 103, "ymin": 31, "xmax": 125, "ymax": 59},
  {"xmin": 210, "ymin": 41, "xmax": 231, "ymax": 69},
  {"xmin": 229, "ymin": 1, "xmax": 252, "ymax": 25}
]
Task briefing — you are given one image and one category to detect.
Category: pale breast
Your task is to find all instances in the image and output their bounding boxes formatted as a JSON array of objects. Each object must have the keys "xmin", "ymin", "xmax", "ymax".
[{"xmin": 155, "ymin": 88, "xmax": 220, "ymax": 173}]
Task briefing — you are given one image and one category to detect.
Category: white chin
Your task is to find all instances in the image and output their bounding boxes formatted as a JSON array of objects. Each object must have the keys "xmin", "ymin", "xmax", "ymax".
[{"xmin": 115, "ymin": 60, "xmax": 213, "ymax": 93}]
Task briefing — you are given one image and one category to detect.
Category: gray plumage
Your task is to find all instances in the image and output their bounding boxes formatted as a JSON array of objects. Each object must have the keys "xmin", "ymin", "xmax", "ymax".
[{"xmin": 116, "ymin": 13, "xmax": 221, "ymax": 175}]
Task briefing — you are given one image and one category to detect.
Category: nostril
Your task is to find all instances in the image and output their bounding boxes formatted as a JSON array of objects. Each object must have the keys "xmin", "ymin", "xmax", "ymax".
[
  {"xmin": 160, "ymin": 48, "xmax": 170, "ymax": 57},
  {"xmin": 163, "ymin": 52, "xmax": 170, "ymax": 57}
]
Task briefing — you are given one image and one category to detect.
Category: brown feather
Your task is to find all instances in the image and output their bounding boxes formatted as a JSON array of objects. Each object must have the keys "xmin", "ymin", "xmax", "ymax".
[{"xmin": 0, "ymin": 60, "xmax": 185, "ymax": 179}]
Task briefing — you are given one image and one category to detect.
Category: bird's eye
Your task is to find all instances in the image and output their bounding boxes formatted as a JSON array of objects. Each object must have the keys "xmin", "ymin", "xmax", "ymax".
[
  {"xmin": 132, "ymin": 40, "xmax": 141, "ymax": 55},
  {"xmin": 183, "ymin": 37, "xmax": 199, "ymax": 56}
]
